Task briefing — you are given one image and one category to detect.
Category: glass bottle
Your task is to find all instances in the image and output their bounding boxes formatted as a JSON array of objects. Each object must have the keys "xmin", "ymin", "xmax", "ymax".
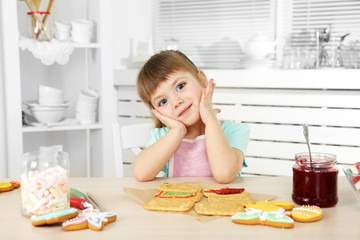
[
  {"xmin": 292, "ymin": 152, "xmax": 338, "ymax": 207},
  {"xmin": 27, "ymin": 11, "xmax": 52, "ymax": 41},
  {"xmin": 21, "ymin": 147, "xmax": 70, "ymax": 217}
]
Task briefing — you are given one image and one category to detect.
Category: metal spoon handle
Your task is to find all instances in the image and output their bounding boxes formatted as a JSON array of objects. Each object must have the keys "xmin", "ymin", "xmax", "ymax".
[{"xmin": 303, "ymin": 125, "xmax": 313, "ymax": 169}]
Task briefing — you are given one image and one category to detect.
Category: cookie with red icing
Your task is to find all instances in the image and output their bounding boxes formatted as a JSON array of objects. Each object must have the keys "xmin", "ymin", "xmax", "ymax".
[{"xmin": 204, "ymin": 188, "xmax": 255, "ymax": 206}]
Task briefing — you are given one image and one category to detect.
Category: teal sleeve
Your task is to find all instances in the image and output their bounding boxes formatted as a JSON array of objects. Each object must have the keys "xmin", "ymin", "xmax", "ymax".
[
  {"xmin": 145, "ymin": 127, "xmax": 170, "ymax": 177},
  {"xmin": 221, "ymin": 121, "xmax": 250, "ymax": 176},
  {"xmin": 146, "ymin": 127, "xmax": 170, "ymax": 147}
]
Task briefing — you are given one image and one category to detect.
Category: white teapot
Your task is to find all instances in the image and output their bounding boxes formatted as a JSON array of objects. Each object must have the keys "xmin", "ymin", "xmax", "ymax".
[{"xmin": 241, "ymin": 32, "xmax": 276, "ymax": 59}]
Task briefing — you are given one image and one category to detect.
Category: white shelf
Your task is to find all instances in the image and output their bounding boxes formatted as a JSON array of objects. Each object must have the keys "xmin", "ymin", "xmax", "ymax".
[
  {"xmin": 18, "ymin": 41, "xmax": 101, "ymax": 49},
  {"xmin": 22, "ymin": 123, "xmax": 102, "ymax": 133},
  {"xmin": 72, "ymin": 43, "xmax": 101, "ymax": 48}
]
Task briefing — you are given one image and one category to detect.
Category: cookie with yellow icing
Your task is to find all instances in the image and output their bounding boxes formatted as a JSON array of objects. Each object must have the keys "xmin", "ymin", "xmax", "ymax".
[
  {"xmin": 291, "ymin": 205, "xmax": 323, "ymax": 222},
  {"xmin": 0, "ymin": 182, "xmax": 14, "ymax": 192},
  {"xmin": 268, "ymin": 201, "xmax": 294, "ymax": 211},
  {"xmin": 246, "ymin": 201, "xmax": 283, "ymax": 212},
  {"xmin": 232, "ymin": 209, "xmax": 294, "ymax": 228}
]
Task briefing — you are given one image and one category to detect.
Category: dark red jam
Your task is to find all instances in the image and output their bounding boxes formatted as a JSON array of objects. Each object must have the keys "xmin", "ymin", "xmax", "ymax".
[
  {"xmin": 204, "ymin": 188, "xmax": 244, "ymax": 195},
  {"xmin": 292, "ymin": 153, "xmax": 338, "ymax": 207}
]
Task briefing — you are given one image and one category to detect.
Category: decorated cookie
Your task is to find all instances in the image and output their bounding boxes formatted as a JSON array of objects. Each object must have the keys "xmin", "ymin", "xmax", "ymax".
[
  {"xmin": 101, "ymin": 212, "xmax": 117, "ymax": 225},
  {"xmin": 208, "ymin": 192, "xmax": 255, "ymax": 206},
  {"xmin": 155, "ymin": 191, "xmax": 202, "ymax": 202},
  {"xmin": 267, "ymin": 201, "xmax": 295, "ymax": 211},
  {"xmin": 232, "ymin": 209, "xmax": 294, "ymax": 229},
  {"xmin": 291, "ymin": 205, "xmax": 323, "ymax": 222},
  {"xmin": 246, "ymin": 201, "xmax": 284, "ymax": 212},
  {"xmin": 203, "ymin": 187, "xmax": 245, "ymax": 197},
  {"xmin": 0, "ymin": 182, "xmax": 14, "ymax": 193},
  {"xmin": 195, "ymin": 202, "xmax": 244, "ymax": 216},
  {"xmin": 87, "ymin": 214, "xmax": 106, "ymax": 231},
  {"xmin": 62, "ymin": 215, "xmax": 88, "ymax": 231},
  {"xmin": 158, "ymin": 183, "xmax": 202, "ymax": 193},
  {"xmin": 62, "ymin": 210, "xmax": 117, "ymax": 231},
  {"xmin": 31, "ymin": 207, "xmax": 79, "ymax": 226},
  {"xmin": 10, "ymin": 181, "xmax": 21, "ymax": 188},
  {"xmin": 144, "ymin": 198, "xmax": 195, "ymax": 212}
]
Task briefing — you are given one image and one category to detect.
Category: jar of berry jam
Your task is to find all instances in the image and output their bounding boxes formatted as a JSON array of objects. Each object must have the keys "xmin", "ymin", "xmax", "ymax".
[{"xmin": 292, "ymin": 152, "xmax": 338, "ymax": 207}]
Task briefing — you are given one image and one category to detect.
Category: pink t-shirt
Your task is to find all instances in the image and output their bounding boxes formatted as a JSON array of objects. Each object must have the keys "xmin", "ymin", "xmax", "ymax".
[{"xmin": 168, "ymin": 135, "xmax": 213, "ymax": 177}]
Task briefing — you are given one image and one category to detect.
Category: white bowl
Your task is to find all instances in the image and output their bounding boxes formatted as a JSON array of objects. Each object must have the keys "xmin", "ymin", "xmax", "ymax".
[
  {"xmin": 39, "ymin": 98, "xmax": 64, "ymax": 106},
  {"xmin": 71, "ymin": 19, "xmax": 94, "ymax": 32},
  {"xmin": 76, "ymin": 112, "xmax": 96, "ymax": 124},
  {"xmin": 71, "ymin": 31, "xmax": 93, "ymax": 43},
  {"xmin": 55, "ymin": 32, "xmax": 71, "ymax": 41},
  {"xmin": 30, "ymin": 107, "xmax": 67, "ymax": 123},
  {"xmin": 78, "ymin": 89, "xmax": 99, "ymax": 103},
  {"xmin": 39, "ymin": 85, "xmax": 63, "ymax": 94},
  {"xmin": 76, "ymin": 101, "xmax": 97, "ymax": 112},
  {"xmin": 25, "ymin": 101, "xmax": 70, "ymax": 109},
  {"xmin": 54, "ymin": 20, "xmax": 71, "ymax": 32}
]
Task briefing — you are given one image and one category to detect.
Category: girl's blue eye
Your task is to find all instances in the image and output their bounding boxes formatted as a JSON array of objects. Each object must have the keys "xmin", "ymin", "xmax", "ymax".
[
  {"xmin": 177, "ymin": 83, "xmax": 185, "ymax": 91},
  {"xmin": 159, "ymin": 99, "xmax": 167, "ymax": 106}
]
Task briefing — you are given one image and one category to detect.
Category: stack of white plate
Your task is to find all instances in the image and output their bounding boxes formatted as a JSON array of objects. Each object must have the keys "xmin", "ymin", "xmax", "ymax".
[
  {"xmin": 71, "ymin": 19, "xmax": 94, "ymax": 43},
  {"xmin": 76, "ymin": 89, "xmax": 99, "ymax": 124}
]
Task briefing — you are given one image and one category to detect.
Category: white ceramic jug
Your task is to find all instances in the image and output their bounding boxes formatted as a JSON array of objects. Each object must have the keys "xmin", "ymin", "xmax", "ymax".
[{"xmin": 241, "ymin": 32, "xmax": 276, "ymax": 59}]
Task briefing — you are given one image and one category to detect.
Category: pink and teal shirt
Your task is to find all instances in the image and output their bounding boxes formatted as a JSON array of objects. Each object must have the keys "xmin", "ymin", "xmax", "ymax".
[{"xmin": 146, "ymin": 120, "xmax": 250, "ymax": 177}]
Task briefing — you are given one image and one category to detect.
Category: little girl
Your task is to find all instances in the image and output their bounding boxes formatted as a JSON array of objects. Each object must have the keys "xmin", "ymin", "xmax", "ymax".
[{"xmin": 134, "ymin": 50, "xmax": 249, "ymax": 183}]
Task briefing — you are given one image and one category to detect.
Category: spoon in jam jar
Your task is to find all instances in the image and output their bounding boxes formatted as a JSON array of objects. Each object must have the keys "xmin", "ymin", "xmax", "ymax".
[{"xmin": 303, "ymin": 124, "xmax": 314, "ymax": 170}]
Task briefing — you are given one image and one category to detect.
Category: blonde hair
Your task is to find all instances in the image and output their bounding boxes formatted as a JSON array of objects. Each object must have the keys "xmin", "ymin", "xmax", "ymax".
[{"xmin": 137, "ymin": 50, "xmax": 204, "ymax": 128}]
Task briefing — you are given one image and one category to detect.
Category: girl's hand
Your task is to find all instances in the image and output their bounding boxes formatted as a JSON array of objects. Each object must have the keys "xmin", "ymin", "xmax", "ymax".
[
  {"xmin": 199, "ymin": 78, "xmax": 221, "ymax": 125},
  {"xmin": 152, "ymin": 109, "xmax": 187, "ymax": 134}
]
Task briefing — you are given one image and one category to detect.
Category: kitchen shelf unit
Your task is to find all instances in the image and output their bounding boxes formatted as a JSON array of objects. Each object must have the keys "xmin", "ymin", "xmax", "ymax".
[
  {"xmin": 22, "ymin": 123, "xmax": 103, "ymax": 133},
  {"xmin": 2, "ymin": 0, "xmax": 116, "ymax": 178}
]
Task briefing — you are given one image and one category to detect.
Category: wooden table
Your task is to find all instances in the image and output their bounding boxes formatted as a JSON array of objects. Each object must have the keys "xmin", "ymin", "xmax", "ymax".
[{"xmin": 1, "ymin": 177, "xmax": 359, "ymax": 240}]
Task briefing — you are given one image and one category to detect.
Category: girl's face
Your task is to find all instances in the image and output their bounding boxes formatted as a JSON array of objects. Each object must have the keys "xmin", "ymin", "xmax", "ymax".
[{"xmin": 150, "ymin": 71, "xmax": 206, "ymax": 127}]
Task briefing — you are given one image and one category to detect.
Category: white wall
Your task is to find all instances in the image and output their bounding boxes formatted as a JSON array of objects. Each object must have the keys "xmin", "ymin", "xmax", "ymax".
[
  {"xmin": 112, "ymin": 0, "xmax": 152, "ymax": 69},
  {"xmin": 0, "ymin": 1, "xmax": 7, "ymax": 178}
]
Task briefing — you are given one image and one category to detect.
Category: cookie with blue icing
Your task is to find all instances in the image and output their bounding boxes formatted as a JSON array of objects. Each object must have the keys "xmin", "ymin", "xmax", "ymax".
[{"xmin": 31, "ymin": 208, "xmax": 79, "ymax": 226}]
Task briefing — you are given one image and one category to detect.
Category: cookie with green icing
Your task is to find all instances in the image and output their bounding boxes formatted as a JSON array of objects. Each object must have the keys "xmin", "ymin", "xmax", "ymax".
[
  {"xmin": 155, "ymin": 191, "xmax": 202, "ymax": 202},
  {"xmin": 232, "ymin": 209, "xmax": 294, "ymax": 229}
]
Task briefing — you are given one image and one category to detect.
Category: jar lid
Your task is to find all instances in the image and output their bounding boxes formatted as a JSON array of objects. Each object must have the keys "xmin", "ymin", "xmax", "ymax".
[
  {"xmin": 295, "ymin": 152, "xmax": 337, "ymax": 168},
  {"xmin": 27, "ymin": 11, "xmax": 50, "ymax": 15}
]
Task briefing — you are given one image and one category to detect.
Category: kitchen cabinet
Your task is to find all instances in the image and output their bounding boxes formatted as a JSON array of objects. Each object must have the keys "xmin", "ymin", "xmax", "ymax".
[
  {"xmin": 1, "ymin": 0, "xmax": 116, "ymax": 178},
  {"xmin": 114, "ymin": 68, "xmax": 360, "ymax": 176}
]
